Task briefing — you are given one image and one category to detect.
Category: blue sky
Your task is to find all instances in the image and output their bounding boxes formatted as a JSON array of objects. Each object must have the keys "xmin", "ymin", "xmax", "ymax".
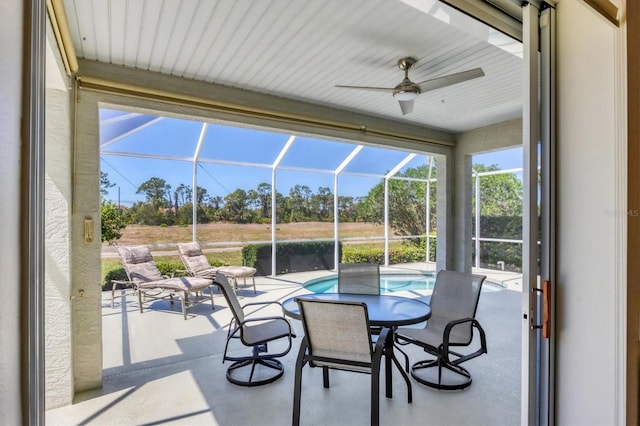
[{"xmin": 100, "ymin": 110, "xmax": 522, "ymax": 206}]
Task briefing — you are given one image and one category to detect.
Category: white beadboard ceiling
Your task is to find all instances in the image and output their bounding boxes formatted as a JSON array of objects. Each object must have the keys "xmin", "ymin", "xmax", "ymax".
[{"xmin": 62, "ymin": 0, "xmax": 523, "ymax": 134}]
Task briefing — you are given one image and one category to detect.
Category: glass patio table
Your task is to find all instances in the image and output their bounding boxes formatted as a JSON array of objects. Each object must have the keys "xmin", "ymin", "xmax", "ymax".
[{"xmin": 282, "ymin": 293, "xmax": 431, "ymax": 402}]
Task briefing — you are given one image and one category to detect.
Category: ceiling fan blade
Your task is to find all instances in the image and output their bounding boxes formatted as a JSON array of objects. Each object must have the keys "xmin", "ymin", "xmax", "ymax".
[
  {"xmin": 416, "ymin": 67, "xmax": 485, "ymax": 93},
  {"xmin": 398, "ymin": 99, "xmax": 414, "ymax": 115},
  {"xmin": 335, "ymin": 85, "xmax": 395, "ymax": 93}
]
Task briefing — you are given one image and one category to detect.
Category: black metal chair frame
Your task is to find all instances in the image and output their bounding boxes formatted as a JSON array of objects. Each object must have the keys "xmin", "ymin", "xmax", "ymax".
[{"xmin": 214, "ymin": 274, "xmax": 293, "ymax": 387}]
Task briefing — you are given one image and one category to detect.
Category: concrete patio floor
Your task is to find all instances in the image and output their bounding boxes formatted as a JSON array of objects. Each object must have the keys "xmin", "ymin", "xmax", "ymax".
[{"xmin": 46, "ymin": 264, "xmax": 522, "ymax": 425}]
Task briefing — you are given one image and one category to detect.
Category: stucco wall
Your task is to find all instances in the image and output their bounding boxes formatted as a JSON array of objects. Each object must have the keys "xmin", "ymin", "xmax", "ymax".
[
  {"xmin": 556, "ymin": 1, "xmax": 623, "ymax": 423},
  {"xmin": 0, "ymin": 1, "xmax": 24, "ymax": 424},
  {"xmin": 45, "ymin": 85, "xmax": 73, "ymax": 407},
  {"xmin": 72, "ymin": 91, "xmax": 103, "ymax": 392}
]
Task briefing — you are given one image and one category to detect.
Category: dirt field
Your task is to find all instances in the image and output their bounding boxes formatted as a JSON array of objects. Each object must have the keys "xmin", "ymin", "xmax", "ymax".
[{"xmin": 110, "ymin": 221, "xmax": 388, "ymax": 246}]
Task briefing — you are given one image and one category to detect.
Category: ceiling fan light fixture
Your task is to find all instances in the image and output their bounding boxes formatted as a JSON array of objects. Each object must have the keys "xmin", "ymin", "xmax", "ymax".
[{"xmin": 394, "ymin": 91, "xmax": 419, "ymax": 101}]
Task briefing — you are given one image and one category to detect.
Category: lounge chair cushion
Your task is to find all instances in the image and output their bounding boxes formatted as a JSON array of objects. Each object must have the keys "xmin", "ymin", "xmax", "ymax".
[
  {"xmin": 118, "ymin": 246, "xmax": 164, "ymax": 283},
  {"xmin": 137, "ymin": 276, "xmax": 212, "ymax": 292},
  {"xmin": 218, "ymin": 266, "xmax": 257, "ymax": 278},
  {"xmin": 178, "ymin": 242, "xmax": 221, "ymax": 275}
]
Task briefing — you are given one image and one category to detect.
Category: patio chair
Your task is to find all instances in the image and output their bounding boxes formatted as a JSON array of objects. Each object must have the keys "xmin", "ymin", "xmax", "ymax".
[
  {"xmin": 213, "ymin": 272, "xmax": 293, "ymax": 386},
  {"xmin": 117, "ymin": 245, "xmax": 214, "ymax": 320},
  {"xmin": 177, "ymin": 242, "xmax": 257, "ymax": 293},
  {"xmin": 337, "ymin": 262, "xmax": 380, "ymax": 295},
  {"xmin": 292, "ymin": 298, "xmax": 389, "ymax": 426},
  {"xmin": 338, "ymin": 262, "xmax": 412, "ymax": 369},
  {"xmin": 395, "ymin": 270, "xmax": 487, "ymax": 390}
]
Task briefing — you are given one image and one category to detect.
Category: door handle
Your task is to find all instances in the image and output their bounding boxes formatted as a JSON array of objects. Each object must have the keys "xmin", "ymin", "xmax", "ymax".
[{"xmin": 532, "ymin": 280, "xmax": 551, "ymax": 339}]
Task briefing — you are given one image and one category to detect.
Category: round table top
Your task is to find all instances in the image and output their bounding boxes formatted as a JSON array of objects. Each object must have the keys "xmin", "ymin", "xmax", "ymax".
[{"xmin": 282, "ymin": 293, "xmax": 431, "ymax": 327}]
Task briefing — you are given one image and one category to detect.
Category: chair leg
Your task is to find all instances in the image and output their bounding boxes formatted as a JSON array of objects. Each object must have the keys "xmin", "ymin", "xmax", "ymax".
[
  {"xmin": 371, "ymin": 365, "xmax": 380, "ymax": 426},
  {"xmin": 411, "ymin": 356, "xmax": 474, "ymax": 390},
  {"xmin": 252, "ymin": 276, "xmax": 256, "ymax": 293},
  {"xmin": 182, "ymin": 290, "xmax": 188, "ymax": 320},
  {"xmin": 322, "ymin": 367, "xmax": 330, "ymax": 388},
  {"xmin": 209, "ymin": 287, "xmax": 215, "ymax": 310},
  {"xmin": 138, "ymin": 289, "xmax": 143, "ymax": 313},
  {"xmin": 292, "ymin": 340, "xmax": 308, "ymax": 426}
]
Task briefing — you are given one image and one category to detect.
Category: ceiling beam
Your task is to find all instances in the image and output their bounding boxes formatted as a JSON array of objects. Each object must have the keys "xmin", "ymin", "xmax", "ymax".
[{"xmin": 76, "ymin": 60, "xmax": 455, "ymax": 155}]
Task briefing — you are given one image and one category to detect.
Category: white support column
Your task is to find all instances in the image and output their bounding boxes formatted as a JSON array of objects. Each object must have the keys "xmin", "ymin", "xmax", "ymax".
[
  {"xmin": 271, "ymin": 135, "xmax": 296, "ymax": 276},
  {"xmin": 435, "ymin": 152, "xmax": 455, "ymax": 271},
  {"xmin": 474, "ymin": 170, "xmax": 481, "ymax": 268},
  {"xmin": 426, "ymin": 156, "xmax": 433, "ymax": 263},
  {"xmin": 384, "ymin": 178, "xmax": 390, "ymax": 266},
  {"xmin": 334, "ymin": 145, "xmax": 363, "ymax": 269},
  {"xmin": 192, "ymin": 123, "xmax": 208, "ymax": 241}
]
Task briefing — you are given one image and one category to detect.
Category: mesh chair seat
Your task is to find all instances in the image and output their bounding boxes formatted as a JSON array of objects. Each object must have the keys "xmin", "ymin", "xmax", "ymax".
[{"xmin": 241, "ymin": 318, "xmax": 292, "ymax": 347}]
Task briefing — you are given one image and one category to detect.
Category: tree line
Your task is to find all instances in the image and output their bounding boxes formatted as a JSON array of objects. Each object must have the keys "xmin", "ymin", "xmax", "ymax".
[{"xmin": 101, "ymin": 163, "xmax": 523, "ymax": 245}]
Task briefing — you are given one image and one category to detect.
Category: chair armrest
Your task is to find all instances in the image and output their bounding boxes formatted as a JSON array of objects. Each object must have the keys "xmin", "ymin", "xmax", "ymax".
[
  {"xmin": 110, "ymin": 279, "xmax": 134, "ymax": 289},
  {"xmin": 240, "ymin": 315, "xmax": 291, "ymax": 326},
  {"xmin": 242, "ymin": 300, "xmax": 283, "ymax": 309},
  {"xmin": 442, "ymin": 318, "xmax": 487, "ymax": 363}
]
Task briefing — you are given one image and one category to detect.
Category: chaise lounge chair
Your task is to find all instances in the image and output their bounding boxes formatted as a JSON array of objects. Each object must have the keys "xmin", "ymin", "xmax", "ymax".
[
  {"xmin": 177, "ymin": 242, "xmax": 257, "ymax": 293},
  {"xmin": 117, "ymin": 245, "xmax": 214, "ymax": 320}
]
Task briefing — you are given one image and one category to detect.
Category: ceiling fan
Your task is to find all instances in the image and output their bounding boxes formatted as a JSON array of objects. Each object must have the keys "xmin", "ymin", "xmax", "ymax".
[{"xmin": 336, "ymin": 57, "xmax": 485, "ymax": 115}]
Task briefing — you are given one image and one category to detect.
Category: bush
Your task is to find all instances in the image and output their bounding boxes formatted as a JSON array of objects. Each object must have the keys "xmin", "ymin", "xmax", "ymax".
[
  {"xmin": 243, "ymin": 241, "xmax": 341, "ymax": 275},
  {"xmin": 342, "ymin": 244, "xmax": 427, "ymax": 264}
]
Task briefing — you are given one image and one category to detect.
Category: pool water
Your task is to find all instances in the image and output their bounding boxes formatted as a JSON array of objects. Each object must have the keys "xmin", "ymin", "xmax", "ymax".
[
  {"xmin": 304, "ymin": 273, "xmax": 503, "ymax": 294},
  {"xmin": 304, "ymin": 273, "xmax": 436, "ymax": 294}
]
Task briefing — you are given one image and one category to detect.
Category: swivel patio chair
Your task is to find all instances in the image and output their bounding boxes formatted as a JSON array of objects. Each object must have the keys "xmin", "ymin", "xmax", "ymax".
[
  {"xmin": 117, "ymin": 245, "xmax": 214, "ymax": 320},
  {"xmin": 214, "ymin": 273, "xmax": 293, "ymax": 386},
  {"xmin": 292, "ymin": 298, "xmax": 389, "ymax": 426},
  {"xmin": 177, "ymin": 242, "xmax": 257, "ymax": 293},
  {"xmin": 337, "ymin": 262, "xmax": 380, "ymax": 295},
  {"xmin": 395, "ymin": 270, "xmax": 487, "ymax": 390}
]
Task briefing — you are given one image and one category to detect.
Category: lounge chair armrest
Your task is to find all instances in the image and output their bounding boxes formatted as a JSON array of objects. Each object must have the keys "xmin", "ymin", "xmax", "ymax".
[{"xmin": 110, "ymin": 279, "xmax": 135, "ymax": 289}]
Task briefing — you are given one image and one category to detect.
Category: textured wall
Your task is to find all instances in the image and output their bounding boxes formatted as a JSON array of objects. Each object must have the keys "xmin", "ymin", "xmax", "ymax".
[
  {"xmin": 72, "ymin": 91, "xmax": 103, "ymax": 392},
  {"xmin": 0, "ymin": 1, "xmax": 24, "ymax": 424},
  {"xmin": 45, "ymin": 86, "xmax": 73, "ymax": 408}
]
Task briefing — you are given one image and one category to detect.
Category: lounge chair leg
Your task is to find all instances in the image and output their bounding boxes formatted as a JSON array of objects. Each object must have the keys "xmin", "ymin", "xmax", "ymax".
[{"xmin": 182, "ymin": 291, "xmax": 188, "ymax": 320}]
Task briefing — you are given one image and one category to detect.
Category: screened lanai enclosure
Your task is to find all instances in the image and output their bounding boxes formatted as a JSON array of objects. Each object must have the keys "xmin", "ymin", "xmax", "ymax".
[{"xmin": 100, "ymin": 107, "xmax": 439, "ymax": 275}]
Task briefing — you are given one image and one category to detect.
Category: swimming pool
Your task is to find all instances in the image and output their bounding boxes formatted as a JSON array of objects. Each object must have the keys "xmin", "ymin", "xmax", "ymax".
[{"xmin": 303, "ymin": 273, "xmax": 503, "ymax": 294}]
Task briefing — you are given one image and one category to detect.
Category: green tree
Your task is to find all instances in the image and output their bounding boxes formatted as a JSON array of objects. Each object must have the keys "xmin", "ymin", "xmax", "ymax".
[
  {"xmin": 473, "ymin": 164, "xmax": 523, "ymax": 216},
  {"xmin": 101, "ymin": 200, "xmax": 126, "ymax": 244},
  {"xmin": 311, "ymin": 186, "xmax": 333, "ymax": 221},
  {"xmin": 223, "ymin": 189, "xmax": 249, "ymax": 222},
  {"xmin": 137, "ymin": 177, "xmax": 171, "ymax": 207},
  {"xmin": 100, "ymin": 171, "xmax": 126, "ymax": 244},
  {"xmin": 100, "ymin": 171, "xmax": 115, "ymax": 197}
]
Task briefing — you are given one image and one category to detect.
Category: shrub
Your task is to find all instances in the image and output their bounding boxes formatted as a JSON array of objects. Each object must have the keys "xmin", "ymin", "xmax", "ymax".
[
  {"xmin": 243, "ymin": 241, "xmax": 341, "ymax": 275},
  {"xmin": 342, "ymin": 243, "xmax": 429, "ymax": 265}
]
